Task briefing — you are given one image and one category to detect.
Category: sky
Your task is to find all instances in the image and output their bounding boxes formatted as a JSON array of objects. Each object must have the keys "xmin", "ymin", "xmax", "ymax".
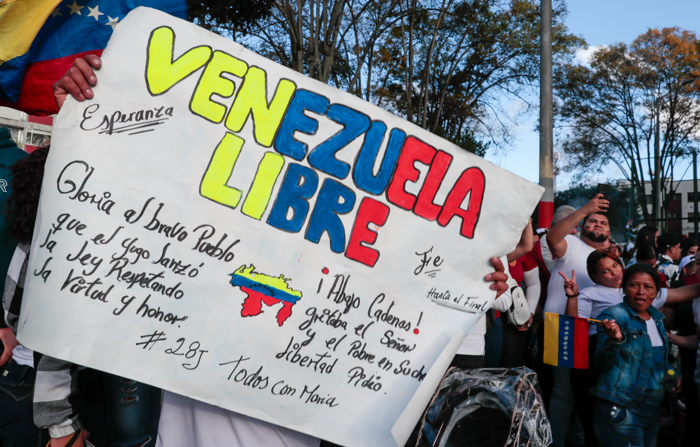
[{"xmin": 484, "ymin": 0, "xmax": 700, "ymax": 190}]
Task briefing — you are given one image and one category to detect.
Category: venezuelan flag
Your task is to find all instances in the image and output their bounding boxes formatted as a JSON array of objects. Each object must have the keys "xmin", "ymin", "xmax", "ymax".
[
  {"xmin": 0, "ymin": 1, "xmax": 61, "ymax": 103},
  {"xmin": 0, "ymin": 0, "xmax": 187, "ymax": 115},
  {"xmin": 543, "ymin": 313, "xmax": 589, "ymax": 369}
]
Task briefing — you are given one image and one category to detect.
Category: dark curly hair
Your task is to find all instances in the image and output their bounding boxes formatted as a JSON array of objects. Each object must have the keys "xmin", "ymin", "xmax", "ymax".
[{"xmin": 5, "ymin": 147, "xmax": 49, "ymax": 244}]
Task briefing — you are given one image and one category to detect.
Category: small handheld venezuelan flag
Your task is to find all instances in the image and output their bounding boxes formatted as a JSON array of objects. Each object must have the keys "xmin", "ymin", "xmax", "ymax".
[{"xmin": 544, "ymin": 312, "xmax": 590, "ymax": 369}]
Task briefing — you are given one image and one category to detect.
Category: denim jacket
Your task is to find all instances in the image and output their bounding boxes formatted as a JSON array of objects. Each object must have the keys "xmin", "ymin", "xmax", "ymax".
[{"xmin": 591, "ymin": 300, "xmax": 674, "ymax": 409}]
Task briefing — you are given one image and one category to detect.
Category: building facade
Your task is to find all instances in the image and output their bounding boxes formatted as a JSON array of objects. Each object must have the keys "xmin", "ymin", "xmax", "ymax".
[
  {"xmin": 0, "ymin": 106, "xmax": 53, "ymax": 153},
  {"xmin": 642, "ymin": 179, "xmax": 700, "ymax": 237}
]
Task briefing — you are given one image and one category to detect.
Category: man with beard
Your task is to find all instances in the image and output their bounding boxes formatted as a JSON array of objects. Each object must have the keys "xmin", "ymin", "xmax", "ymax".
[{"xmin": 543, "ymin": 194, "xmax": 610, "ymax": 447}]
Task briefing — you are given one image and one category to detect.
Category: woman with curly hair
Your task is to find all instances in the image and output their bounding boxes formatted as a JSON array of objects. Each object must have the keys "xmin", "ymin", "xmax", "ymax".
[
  {"xmin": 2, "ymin": 145, "xmax": 163, "ymax": 447},
  {"xmin": 0, "ymin": 146, "xmax": 49, "ymax": 447},
  {"xmin": 5, "ymin": 147, "xmax": 48, "ymax": 243}
]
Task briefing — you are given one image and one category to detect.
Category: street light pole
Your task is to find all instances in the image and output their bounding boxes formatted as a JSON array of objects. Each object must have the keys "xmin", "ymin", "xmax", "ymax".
[
  {"xmin": 629, "ymin": 164, "xmax": 636, "ymax": 227},
  {"xmin": 654, "ymin": 98, "xmax": 662, "ymax": 231},
  {"xmin": 538, "ymin": 0, "xmax": 554, "ymax": 228},
  {"xmin": 694, "ymin": 150, "xmax": 698, "ymax": 238}
]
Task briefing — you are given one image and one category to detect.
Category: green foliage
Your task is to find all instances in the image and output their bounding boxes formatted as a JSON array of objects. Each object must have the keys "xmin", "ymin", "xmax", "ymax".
[
  {"xmin": 187, "ymin": 0, "xmax": 274, "ymax": 34},
  {"xmin": 434, "ymin": 129, "xmax": 490, "ymax": 156},
  {"xmin": 555, "ymin": 27, "xmax": 700, "ymax": 226},
  {"xmin": 230, "ymin": 0, "xmax": 582, "ymax": 156},
  {"xmin": 371, "ymin": 0, "xmax": 583, "ymax": 151}
]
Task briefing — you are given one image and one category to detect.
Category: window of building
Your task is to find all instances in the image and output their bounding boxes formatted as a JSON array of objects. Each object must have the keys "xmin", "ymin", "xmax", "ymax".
[{"xmin": 26, "ymin": 132, "xmax": 50, "ymax": 147}]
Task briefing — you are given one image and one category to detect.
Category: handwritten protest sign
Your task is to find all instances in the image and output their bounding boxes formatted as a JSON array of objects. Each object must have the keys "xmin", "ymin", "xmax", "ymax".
[{"xmin": 17, "ymin": 7, "xmax": 543, "ymax": 447}]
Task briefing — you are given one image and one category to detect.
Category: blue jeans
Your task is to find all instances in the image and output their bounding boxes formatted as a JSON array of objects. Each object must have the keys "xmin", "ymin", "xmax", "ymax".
[
  {"xmin": 484, "ymin": 314, "xmax": 502, "ymax": 367},
  {"xmin": 549, "ymin": 366, "xmax": 585, "ymax": 447},
  {"xmin": 103, "ymin": 373, "xmax": 154, "ymax": 447},
  {"xmin": 593, "ymin": 399, "xmax": 659, "ymax": 447},
  {"xmin": 0, "ymin": 360, "xmax": 40, "ymax": 447}
]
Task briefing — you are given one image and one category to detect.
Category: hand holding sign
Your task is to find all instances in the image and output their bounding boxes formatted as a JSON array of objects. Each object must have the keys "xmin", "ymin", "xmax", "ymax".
[
  {"xmin": 52, "ymin": 55, "xmax": 101, "ymax": 109},
  {"xmin": 19, "ymin": 8, "xmax": 543, "ymax": 447}
]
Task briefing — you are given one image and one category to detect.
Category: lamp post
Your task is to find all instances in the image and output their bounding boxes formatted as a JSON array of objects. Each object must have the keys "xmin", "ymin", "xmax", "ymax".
[
  {"xmin": 694, "ymin": 150, "xmax": 698, "ymax": 238},
  {"xmin": 538, "ymin": 0, "xmax": 553, "ymax": 228},
  {"xmin": 654, "ymin": 98, "xmax": 662, "ymax": 230},
  {"xmin": 628, "ymin": 164, "xmax": 636, "ymax": 228}
]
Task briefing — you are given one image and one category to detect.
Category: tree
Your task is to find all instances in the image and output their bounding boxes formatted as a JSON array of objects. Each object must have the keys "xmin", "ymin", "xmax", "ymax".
[
  {"xmin": 372, "ymin": 0, "xmax": 583, "ymax": 150},
  {"xmin": 186, "ymin": 0, "xmax": 275, "ymax": 34},
  {"xmin": 555, "ymin": 27, "xmax": 700, "ymax": 227},
  {"xmin": 228, "ymin": 0, "xmax": 582, "ymax": 154},
  {"xmin": 228, "ymin": 0, "xmax": 403, "ymax": 89}
]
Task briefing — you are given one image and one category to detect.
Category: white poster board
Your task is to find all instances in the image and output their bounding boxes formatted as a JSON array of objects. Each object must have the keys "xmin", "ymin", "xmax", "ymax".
[{"xmin": 18, "ymin": 8, "xmax": 543, "ymax": 447}]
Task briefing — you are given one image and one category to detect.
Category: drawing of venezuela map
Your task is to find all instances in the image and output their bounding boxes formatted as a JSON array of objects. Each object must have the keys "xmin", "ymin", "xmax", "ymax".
[{"xmin": 229, "ymin": 265, "xmax": 303, "ymax": 326}]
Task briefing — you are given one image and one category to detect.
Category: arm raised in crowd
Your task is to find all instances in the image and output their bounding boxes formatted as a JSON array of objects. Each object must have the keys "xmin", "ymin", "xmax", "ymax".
[
  {"xmin": 547, "ymin": 194, "xmax": 609, "ymax": 259},
  {"xmin": 559, "ymin": 270, "xmax": 580, "ymax": 317},
  {"xmin": 507, "ymin": 219, "xmax": 533, "ymax": 263}
]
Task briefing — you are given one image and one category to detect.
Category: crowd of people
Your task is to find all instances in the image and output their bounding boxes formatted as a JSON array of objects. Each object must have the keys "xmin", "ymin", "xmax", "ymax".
[
  {"xmin": 2, "ymin": 54, "xmax": 700, "ymax": 447},
  {"xmin": 474, "ymin": 194, "xmax": 700, "ymax": 447}
]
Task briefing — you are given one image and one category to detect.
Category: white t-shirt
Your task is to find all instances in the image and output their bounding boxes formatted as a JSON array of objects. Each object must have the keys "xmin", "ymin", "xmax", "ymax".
[
  {"xmin": 457, "ymin": 314, "xmax": 488, "ymax": 356},
  {"xmin": 540, "ymin": 233, "xmax": 555, "ymax": 273},
  {"xmin": 545, "ymin": 235, "xmax": 596, "ymax": 315},
  {"xmin": 646, "ymin": 319, "xmax": 663, "ymax": 346},
  {"xmin": 11, "ymin": 345, "xmax": 34, "ymax": 367},
  {"xmin": 156, "ymin": 391, "xmax": 320, "ymax": 447},
  {"xmin": 456, "ymin": 256, "xmax": 513, "ymax": 356},
  {"xmin": 578, "ymin": 285, "xmax": 668, "ymax": 336}
]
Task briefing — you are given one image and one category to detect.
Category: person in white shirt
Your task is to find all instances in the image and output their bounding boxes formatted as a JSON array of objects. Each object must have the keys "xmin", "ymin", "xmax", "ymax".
[
  {"xmin": 543, "ymin": 194, "xmax": 609, "ymax": 447},
  {"xmin": 564, "ymin": 252, "xmax": 700, "ymax": 328}
]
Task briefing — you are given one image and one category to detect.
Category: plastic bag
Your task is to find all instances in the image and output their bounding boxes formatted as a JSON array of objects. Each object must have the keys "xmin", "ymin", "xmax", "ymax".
[{"xmin": 413, "ymin": 367, "xmax": 551, "ymax": 447}]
